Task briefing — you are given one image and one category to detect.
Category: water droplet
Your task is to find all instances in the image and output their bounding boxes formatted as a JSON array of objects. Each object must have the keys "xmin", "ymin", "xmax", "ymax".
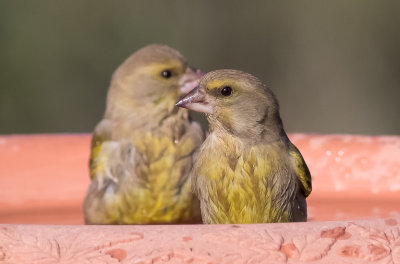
[
  {"xmin": 326, "ymin": 150, "xmax": 332, "ymax": 156},
  {"xmin": 338, "ymin": 150, "xmax": 344, "ymax": 156}
]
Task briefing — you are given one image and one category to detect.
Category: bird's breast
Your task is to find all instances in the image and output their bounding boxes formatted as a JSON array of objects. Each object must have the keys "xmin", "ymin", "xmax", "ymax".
[{"xmin": 194, "ymin": 137, "xmax": 296, "ymax": 223}]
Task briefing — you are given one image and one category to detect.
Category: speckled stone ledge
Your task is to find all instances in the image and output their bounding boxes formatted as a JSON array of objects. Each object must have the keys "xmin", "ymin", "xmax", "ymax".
[{"xmin": 1, "ymin": 217, "xmax": 400, "ymax": 263}]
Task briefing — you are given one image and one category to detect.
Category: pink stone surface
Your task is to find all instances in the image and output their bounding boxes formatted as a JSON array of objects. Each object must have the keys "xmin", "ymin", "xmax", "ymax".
[
  {"xmin": 1, "ymin": 217, "xmax": 400, "ymax": 263},
  {"xmin": 289, "ymin": 134, "xmax": 400, "ymax": 221},
  {"xmin": 0, "ymin": 134, "xmax": 91, "ymax": 224},
  {"xmin": 291, "ymin": 134, "xmax": 400, "ymax": 199},
  {"xmin": 0, "ymin": 133, "xmax": 399, "ymax": 224}
]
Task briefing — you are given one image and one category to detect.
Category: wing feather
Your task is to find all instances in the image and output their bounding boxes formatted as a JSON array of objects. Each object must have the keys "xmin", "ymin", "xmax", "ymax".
[{"xmin": 289, "ymin": 143, "xmax": 312, "ymax": 197}]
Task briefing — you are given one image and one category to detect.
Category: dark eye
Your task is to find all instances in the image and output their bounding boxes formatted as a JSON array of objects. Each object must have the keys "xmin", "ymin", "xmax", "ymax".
[
  {"xmin": 161, "ymin": 70, "xmax": 172, "ymax": 78},
  {"xmin": 221, "ymin": 86, "xmax": 232, "ymax": 96}
]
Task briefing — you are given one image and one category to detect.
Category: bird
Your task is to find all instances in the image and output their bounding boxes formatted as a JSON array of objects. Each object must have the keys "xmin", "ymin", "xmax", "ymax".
[
  {"xmin": 176, "ymin": 69, "xmax": 312, "ymax": 224},
  {"xmin": 83, "ymin": 44, "xmax": 204, "ymax": 224}
]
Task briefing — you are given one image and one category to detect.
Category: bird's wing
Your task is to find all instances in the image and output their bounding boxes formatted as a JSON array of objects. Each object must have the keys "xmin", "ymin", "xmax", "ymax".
[
  {"xmin": 289, "ymin": 143, "xmax": 312, "ymax": 197},
  {"xmin": 89, "ymin": 119, "xmax": 134, "ymax": 184},
  {"xmin": 85, "ymin": 119, "xmax": 138, "ymax": 224},
  {"xmin": 89, "ymin": 119, "xmax": 112, "ymax": 180}
]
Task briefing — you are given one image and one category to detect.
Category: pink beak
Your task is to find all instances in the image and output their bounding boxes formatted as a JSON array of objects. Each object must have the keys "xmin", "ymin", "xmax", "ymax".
[{"xmin": 176, "ymin": 86, "xmax": 213, "ymax": 114}]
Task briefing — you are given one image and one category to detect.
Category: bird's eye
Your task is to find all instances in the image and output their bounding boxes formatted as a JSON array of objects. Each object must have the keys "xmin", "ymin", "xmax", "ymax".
[
  {"xmin": 221, "ymin": 86, "xmax": 233, "ymax": 96},
  {"xmin": 161, "ymin": 70, "xmax": 172, "ymax": 78}
]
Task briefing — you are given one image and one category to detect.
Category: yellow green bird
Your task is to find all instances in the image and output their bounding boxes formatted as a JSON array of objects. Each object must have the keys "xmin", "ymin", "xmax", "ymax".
[
  {"xmin": 176, "ymin": 69, "xmax": 312, "ymax": 224},
  {"xmin": 83, "ymin": 44, "xmax": 204, "ymax": 224}
]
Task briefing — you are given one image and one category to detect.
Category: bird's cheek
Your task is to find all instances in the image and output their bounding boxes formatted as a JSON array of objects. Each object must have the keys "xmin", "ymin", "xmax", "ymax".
[{"xmin": 215, "ymin": 108, "xmax": 235, "ymax": 133}]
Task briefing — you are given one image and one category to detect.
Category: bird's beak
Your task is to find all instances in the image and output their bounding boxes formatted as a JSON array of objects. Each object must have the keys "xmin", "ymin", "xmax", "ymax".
[
  {"xmin": 176, "ymin": 86, "xmax": 213, "ymax": 114},
  {"xmin": 179, "ymin": 67, "xmax": 204, "ymax": 95}
]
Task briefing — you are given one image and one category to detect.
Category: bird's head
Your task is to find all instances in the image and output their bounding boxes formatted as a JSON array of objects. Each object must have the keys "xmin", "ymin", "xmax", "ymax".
[
  {"xmin": 105, "ymin": 44, "xmax": 202, "ymax": 122},
  {"xmin": 176, "ymin": 69, "xmax": 285, "ymax": 141}
]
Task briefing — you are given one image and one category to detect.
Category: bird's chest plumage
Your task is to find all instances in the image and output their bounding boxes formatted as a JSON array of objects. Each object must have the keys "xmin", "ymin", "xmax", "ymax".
[
  {"xmin": 118, "ymin": 129, "xmax": 197, "ymax": 223},
  {"xmin": 193, "ymin": 135, "xmax": 295, "ymax": 224},
  {"xmin": 91, "ymin": 118, "xmax": 200, "ymax": 224}
]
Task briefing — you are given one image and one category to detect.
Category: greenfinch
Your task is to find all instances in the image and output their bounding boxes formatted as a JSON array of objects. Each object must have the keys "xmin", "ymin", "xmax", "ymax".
[
  {"xmin": 83, "ymin": 44, "xmax": 204, "ymax": 224},
  {"xmin": 176, "ymin": 69, "xmax": 312, "ymax": 224}
]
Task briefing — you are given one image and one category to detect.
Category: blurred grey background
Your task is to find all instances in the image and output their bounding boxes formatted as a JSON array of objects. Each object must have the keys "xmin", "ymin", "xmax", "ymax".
[{"xmin": 0, "ymin": 1, "xmax": 399, "ymax": 135}]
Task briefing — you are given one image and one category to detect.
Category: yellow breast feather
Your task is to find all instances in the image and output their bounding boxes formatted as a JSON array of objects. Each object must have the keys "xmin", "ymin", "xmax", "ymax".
[
  {"xmin": 85, "ymin": 129, "xmax": 200, "ymax": 224},
  {"xmin": 194, "ymin": 136, "xmax": 294, "ymax": 224}
]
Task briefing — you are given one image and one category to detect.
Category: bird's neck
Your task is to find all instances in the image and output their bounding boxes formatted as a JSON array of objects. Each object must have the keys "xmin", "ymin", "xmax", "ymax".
[
  {"xmin": 260, "ymin": 114, "xmax": 289, "ymax": 144},
  {"xmin": 208, "ymin": 114, "xmax": 288, "ymax": 145},
  {"xmin": 105, "ymin": 102, "xmax": 188, "ymax": 139}
]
